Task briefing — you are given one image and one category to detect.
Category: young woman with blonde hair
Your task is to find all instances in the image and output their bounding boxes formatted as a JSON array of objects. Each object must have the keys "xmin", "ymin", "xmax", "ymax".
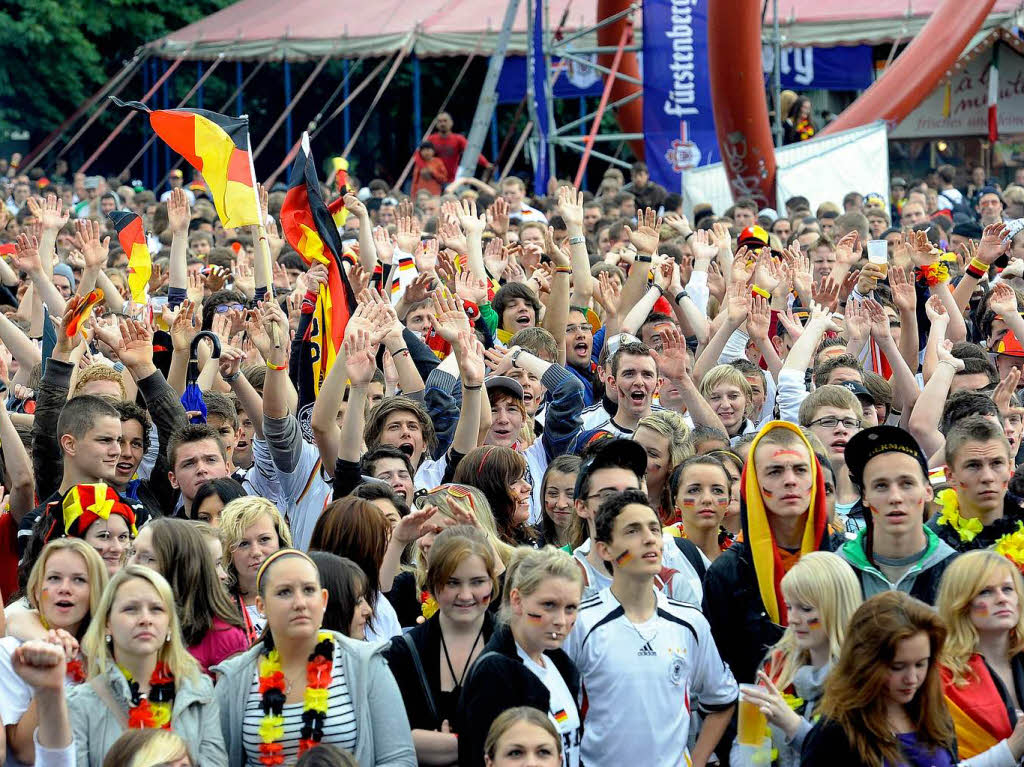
[
  {"xmin": 732, "ymin": 551, "xmax": 862, "ymax": 767},
  {"xmin": 101, "ymin": 729, "xmax": 193, "ymax": 767},
  {"xmin": 635, "ymin": 410, "xmax": 693, "ymax": 525},
  {"xmin": 458, "ymin": 546, "xmax": 584, "ymax": 767},
  {"xmin": 936, "ymin": 551, "xmax": 1024, "ymax": 763},
  {"xmin": 68, "ymin": 566, "xmax": 226, "ymax": 766},
  {"xmin": 385, "ymin": 526, "xmax": 500, "ymax": 765},
  {"xmin": 0, "ymin": 539, "xmax": 108, "ymax": 763},
  {"xmin": 483, "ymin": 706, "xmax": 563, "ymax": 767},
  {"xmin": 802, "ymin": 591, "xmax": 955, "ymax": 767},
  {"xmin": 219, "ymin": 496, "xmax": 293, "ymax": 642}
]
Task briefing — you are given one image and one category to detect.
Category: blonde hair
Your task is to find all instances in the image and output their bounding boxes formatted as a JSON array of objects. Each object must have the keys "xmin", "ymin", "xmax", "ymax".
[
  {"xmin": 798, "ymin": 384, "xmax": 862, "ymax": 427},
  {"xmin": 415, "ymin": 484, "xmax": 515, "ymax": 565},
  {"xmin": 766, "ymin": 552, "xmax": 863, "ymax": 690},
  {"xmin": 71, "ymin": 364, "xmax": 127, "ymax": 400},
  {"xmin": 636, "ymin": 410, "xmax": 694, "ymax": 467},
  {"xmin": 108, "ymin": 730, "xmax": 192, "ymax": 767},
  {"xmin": 219, "ymin": 496, "xmax": 293, "ymax": 590},
  {"xmin": 27, "ymin": 538, "xmax": 108, "ymax": 639},
  {"xmin": 82, "ymin": 565, "xmax": 200, "ymax": 683},
  {"xmin": 938, "ymin": 551, "xmax": 1024, "ymax": 686},
  {"xmin": 699, "ymin": 364, "xmax": 753, "ymax": 414},
  {"xmin": 500, "ymin": 546, "xmax": 583, "ymax": 621}
]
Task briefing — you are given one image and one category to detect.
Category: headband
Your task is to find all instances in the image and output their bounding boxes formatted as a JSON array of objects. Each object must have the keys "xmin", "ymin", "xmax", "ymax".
[
  {"xmin": 255, "ymin": 548, "xmax": 317, "ymax": 594},
  {"xmin": 60, "ymin": 483, "xmax": 137, "ymax": 540}
]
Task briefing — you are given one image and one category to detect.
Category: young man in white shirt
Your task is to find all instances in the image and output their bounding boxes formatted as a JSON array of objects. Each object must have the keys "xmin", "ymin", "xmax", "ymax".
[{"xmin": 564, "ymin": 488, "xmax": 738, "ymax": 767}]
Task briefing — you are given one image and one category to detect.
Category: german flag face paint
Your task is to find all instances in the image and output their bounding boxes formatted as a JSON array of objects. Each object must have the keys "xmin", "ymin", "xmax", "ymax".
[
  {"xmin": 681, "ymin": 498, "xmax": 697, "ymax": 508},
  {"xmin": 526, "ymin": 613, "xmax": 544, "ymax": 624},
  {"xmin": 615, "ymin": 550, "xmax": 633, "ymax": 566}
]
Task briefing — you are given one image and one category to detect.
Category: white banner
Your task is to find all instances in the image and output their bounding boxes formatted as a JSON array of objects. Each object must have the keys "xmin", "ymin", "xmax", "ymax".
[
  {"xmin": 683, "ymin": 122, "xmax": 889, "ymax": 219},
  {"xmin": 891, "ymin": 46, "xmax": 1024, "ymax": 139}
]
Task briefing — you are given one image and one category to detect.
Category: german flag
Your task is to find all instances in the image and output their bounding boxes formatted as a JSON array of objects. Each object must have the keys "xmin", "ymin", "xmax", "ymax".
[
  {"xmin": 107, "ymin": 210, "xmax": 151, "ymax": 303},
  {"xmin": 111, "ymin": 98, "xmax": 260, "ymax": 230},
  {"xmin": 280, "ymin": 132, "xmax": 356, "ymax": 417}
]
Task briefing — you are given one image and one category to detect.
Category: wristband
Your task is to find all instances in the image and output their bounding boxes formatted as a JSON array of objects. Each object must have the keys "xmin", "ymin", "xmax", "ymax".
[
  {"xmin": 684, "ymin": 231, "xmax": 695, "ymax": 241},
  {"xmin": 223, "ymin": 370, "xmax": 241, "ymax": 383},
  {"xmin": 636, "ymin": 254, "xmax": 653, "ymax": 263},
  {"xmin": 675, "ymin": 289, "xmax": 688, "ymax": 305},
  {"xmin": 568, "ymin": 235, "xmax": 586, "ymax": 245},
  {"xmin": 554, "ymin": 265, "xmax": 572, "ymax": 274},
  {"xmin": 651, "ymin": 284, "xmax": 665, "ymax": 297},
  {"xmin": 266, "ymin": 361, "xmax": 287, "ymax": 371},
  {"xmin": 965, "ymin": 262, "xmax": 986, "ymax": 280},
  {"xmin": 391, "ymin": 347, "xmax": 409, "ymax": 356},
  {"xmin": 751, "ymin": 284, "xmax": 771, "ymax": 300},
  {"xmin": 463, "ymin": 383, "xmax": 483, "ymax": 390}
]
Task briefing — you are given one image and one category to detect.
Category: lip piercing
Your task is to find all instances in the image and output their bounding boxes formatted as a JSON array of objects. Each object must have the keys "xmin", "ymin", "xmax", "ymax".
[{"xmin": 550, "ymin": 632, "xmax": 559, "ymax": 639}]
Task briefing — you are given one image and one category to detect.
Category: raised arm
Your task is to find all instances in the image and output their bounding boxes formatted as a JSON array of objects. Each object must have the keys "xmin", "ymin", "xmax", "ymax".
[
  {"xmin": 541, "ymin": 234, "xmax": 572, "ymax": 366},
  {"xmin": 166, "ymin": 187, "xmax": 191, "ymax": 302},
  {"xmin": 344, "ymin": 193, "xmax": 377, "ymax": 274},
  {"xmin": 0, "ymin": 395, "xmax": 34, "ymax": 523},
  {"xmin": 953, "ymin": 225, "xmax": 1008, "ymax": 313},
  {"xmin": 693, "ymin": 277, "xmax": 751, "ymax": 386},
  {"xmin": 455, "ymin": 198, "xmax": 488, "ymax": 284},
  {"xmin": 71, "ymin": 219, "xmax": 109, "ymax": 298},
  {"xmin": 13, "ymin": 234, "xmax": 65, "ymax": 317},
  {"xmin": 619, "ymin": 208, "xmax": 662, "ymax": 311},
  {"xmin": 557, "ymin": 186, "xmax": 593, "ymax": 307},
  {"xmin": 907, "ymin": 339, "xmax": 962, "ymax": 461},
  {"xmin": 27, "ymin": 194, "xmax": 67, "ymax": 283},
  {"xmin": 864, "ymin": 298, "xmax": 920, "ymax": 417},
  {"xmin": 653, "ymin": 325, "xmax": 728, "ymax": 434}
]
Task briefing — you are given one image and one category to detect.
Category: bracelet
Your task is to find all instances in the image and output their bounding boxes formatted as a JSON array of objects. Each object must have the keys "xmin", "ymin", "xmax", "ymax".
[
  {"xmin": 684, "ymin": 231, "xmax": 695, "ymax": 241},
  {"xmin": 636, "ymin": 254, "xmax": 653, "ymax": 263},
  {"xmin": 390, "ymin": 347, "xmax": 409, "ymax": 356},
  {"xmin": 463, "ymin": 383, "xmax": 483, "ymax": 390},
  {"xmin": 266, "ymin": 361, "xmax": 287, "ymax": 371},
  {"xmin": 675, "ymin": 289, "xmax": 688, "ymax": 305},
  {"xmin": 751, "ymin": 284, "xmax": 771, "ymax": 299},
  {"xmin": 554, "ymin": 265, "xmax": 572, "ymax": 274},
  {"xmin": 965, "ymin": 262, "xmax": 986, "ymax": 280},
  {"xmin": 223, "ymin": 370, "xmax": 241, "ymax": 383},
  {"xmin": 568, "ymin": 235, "xmax": 586, "ymax": 245},
  {"xmin": 651, "ymin": 284, "xmax": 665, "ymax": 297}
]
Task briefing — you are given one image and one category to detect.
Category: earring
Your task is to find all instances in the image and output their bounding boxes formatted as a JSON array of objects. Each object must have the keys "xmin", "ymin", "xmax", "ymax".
[
  {"xmin": 165, "ymin": 633, "xmax": 171, "ymax": 643},
  {"xmin": 105, "ymin": 635, "xmax": 112, "ymax": 643}
]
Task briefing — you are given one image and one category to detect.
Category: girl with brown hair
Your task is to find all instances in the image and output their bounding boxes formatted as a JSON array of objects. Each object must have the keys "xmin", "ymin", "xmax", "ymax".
[
  {"xmin": 801, "ymin": 591, "xmax": 956, "ymax": 767},
  {"xmin": 384, "ymin": 526, "xmax": 500, "ymax": 765},
  {"xmin": 535, "ymin": 456, "xmax": 586, "ymax": 551},
  {"xmin": 129, "ymin": 518, "xmax": 249, "ymax": 674},
  {"xmin": 453, "ymin": 446, "xmax": 536, "ymax": 546},
  {"xmin": 308, "ymin": 496, "xmax": 402, "ymax": 642}
]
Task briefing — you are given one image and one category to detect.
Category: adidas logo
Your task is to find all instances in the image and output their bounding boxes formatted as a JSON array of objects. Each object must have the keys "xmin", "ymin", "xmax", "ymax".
[{"xmin": 637, "ymin": 640, "xmax": 657, "ymax": 656}]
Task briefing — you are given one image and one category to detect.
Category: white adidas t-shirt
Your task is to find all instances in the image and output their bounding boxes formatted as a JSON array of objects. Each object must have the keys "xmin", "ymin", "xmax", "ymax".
[
  {"xmin": 517, "ymin": 645, "xmax": 581, "ymax": 767},
  {"xmin": 563, "ymin": 587, "xmax": 738, "ymax": 767}
]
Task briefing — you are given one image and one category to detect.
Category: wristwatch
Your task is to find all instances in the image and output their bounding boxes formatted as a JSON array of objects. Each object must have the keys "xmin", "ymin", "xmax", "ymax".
[
  {"xmin": 675, "ymin": 289, "xmax": 688, "ymax": 304},
  {"xmin": 636, "ymin": 254, "xmax": 653, "ymax": 263},
  {"xmin": 510, "ymin": 348, "xmax": 524, "ymax": 368},
  {"xmin": 568, "ymin": 235, "xmax": 586, "ymax": 245}
]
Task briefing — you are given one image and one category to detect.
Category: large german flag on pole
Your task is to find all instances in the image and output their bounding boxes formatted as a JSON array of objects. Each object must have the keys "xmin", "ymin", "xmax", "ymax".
[
  {"xmin": 111, "ymin": 98, "xmax": 261, "ymax": 230},
  {"xmin": 280, "ymin": 132, "xmax": 355, "ymax": 411},
  {"xmin": 107, "ymin": 210, "xmax": 151, "ymax": 303}
]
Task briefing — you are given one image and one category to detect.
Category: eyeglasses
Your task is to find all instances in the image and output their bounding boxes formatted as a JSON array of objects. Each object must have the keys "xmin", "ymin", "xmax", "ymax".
[
  {"xmin": 585, "ymin": 488, "xmax": 624, "ymax": 504},
  {"xmin": 565, "ymin": 324, "xmax": 592, "ymax": 335},
  {"xmin": 215, "ymin": 303, "xmax": 245, "ymax": 313},
  {"xmin": 809, "ymin": 416, "xmax": 861, "ymax": 430}
]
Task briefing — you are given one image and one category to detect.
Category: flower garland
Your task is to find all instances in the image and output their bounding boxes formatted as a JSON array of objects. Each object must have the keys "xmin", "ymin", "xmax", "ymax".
[
  {"xmin": 996, "ymin": 522, "xmax": 1024, "ymax": 575},
  {"xmin": 119, "ymin": 662, "xmax": 175, "ymax": 729},
  {"xmin": 66, "ymin": 657, "xmax": 86, "ymax": 684},
  {"xmin": 257, "ymin": 632, "xmax": 334, "ymax": 765},
  {"xmin": 420, "ymin": 590, "xmax": 439, "ymax": 621},
  {"xmin": 916, "ymin": 262, "xmax": 950, "ymax": 288},
  {"xmin": 794, "ymin": 119, "xmax": 815, "ymax": 141},
  {"xmin": 935, "ymin": 488, "xmax": 984, "ymax": 542}
]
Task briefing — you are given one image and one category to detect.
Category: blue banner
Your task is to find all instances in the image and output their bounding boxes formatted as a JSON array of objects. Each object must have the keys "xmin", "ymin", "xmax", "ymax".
[
  {"xmin": 498, "ymin": 56, "xmax": 605, "ymax": 104},
  {"xmin": 642, "ymin": 0, "xmax": 716, "ymax": 193},
  {"xmin": 762, "ymin": 45, "xmax": 874, "ymax": 91},
  {"xmin": 528, "ymin": 0, "xmax": 550, "ymax": 196}
]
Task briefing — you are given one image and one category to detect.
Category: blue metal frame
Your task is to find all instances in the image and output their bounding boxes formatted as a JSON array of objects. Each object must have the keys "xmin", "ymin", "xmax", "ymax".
[
  {"xmin": 236, "ymin": 61, "xmax": 244, "ymax": 116},
  {"xmin": 412, "ymin": 57, "xmax": 422, "ymax": 150},
  {"xmin": 196, "ymin": 62, "xmax": 204, "ymax": 109},
  {"xmin": 283, "ymin": 60, "xmax": 293, "ymax": 151}
]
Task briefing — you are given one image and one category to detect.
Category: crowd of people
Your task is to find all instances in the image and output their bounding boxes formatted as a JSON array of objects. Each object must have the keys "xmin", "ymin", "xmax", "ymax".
[{"xmin": 4, "ymin": 117, "xmax": 1024, "ymax": 767}]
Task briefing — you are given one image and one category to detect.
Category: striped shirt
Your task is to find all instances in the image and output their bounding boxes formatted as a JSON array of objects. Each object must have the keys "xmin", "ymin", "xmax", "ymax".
[{"xmin": 241, "ymin": 645, "xmax": 357, "ymax": 765}]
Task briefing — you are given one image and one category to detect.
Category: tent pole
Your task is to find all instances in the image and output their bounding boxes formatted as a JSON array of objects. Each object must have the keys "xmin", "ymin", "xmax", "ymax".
[
  {"xmin": 20, "ymin": 50, "xmax": 148, "ymax": 175},
  {"xmin": 150, "ymin": 60, "xmax": 161, "ymax": 184},
  {"xmin": 573, "ymin": 25, "xmax": 628, "ymax": 189},
  {"xmin": 343, "ymin": 59, "xmax": 352, "ymax": 148},
  {"xmin": 236, "ymin": 62, "xmax": 244, "ymax": 115},
  {"xmin": 253, "ymin": 54, "xmax": 333, "ymax": 161},
  {"xmin": 118, "ymin": 55, "xmax": 225, "ymax": 178},
  {"xmin": 162, "ymin": 60, "xmax": 172, "ymax": 192},
  {"xmin": 197, "ymin": 62, "xmax": 204, "ymax": 109},
  {"xmin": 284, "ymin": 60, "xmax": 293, "ymax": 151},
  {"xmin": 343, "ymin": 41, "xmax": 413, "ymax": 158},
  {"xmin": 77, "ymin": 45, "xmax": 194, "ymax": 174},
  {"xmin": 413, "ymin": 57, "xmax": 422, "ymax": 158}
]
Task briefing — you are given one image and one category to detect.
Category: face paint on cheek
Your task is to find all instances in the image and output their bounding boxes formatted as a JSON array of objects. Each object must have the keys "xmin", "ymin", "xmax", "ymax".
[
  {"xmin": 762, "ymin": 488, "xmax": 774, "ymax": 498},
  {"xmin": 972, "ymin": 603, "xmax": 989, "ymax": 617},
  {"xmin": 526, "ymin": 613, "xmax": 544, "ymax": 624},
  {"xmin": 481, "ymin": 593, "xmax": 491, "ymax": 605},
  {"xmin": 807, "ymin": 617, "xmax": 822, "ymax": 628},
  {"xmin": 615, "ymin": 551, "xmax": 633, "ymax": 566},
  {"xmin": 681, "ymin": 498, "xmax": 697, "ymax": 507},
  {"xmin": 716, "ymin": 497, "xmax": 729, "ymax": 507}
]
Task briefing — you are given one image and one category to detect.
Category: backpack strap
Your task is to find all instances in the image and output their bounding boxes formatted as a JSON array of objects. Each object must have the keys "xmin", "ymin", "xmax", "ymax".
[
  {"xmin": 673, "ymin": 536, "xmax": 708, "ymax": 581},
  {"xmin": 88, "ymin": 677, "xmax": 128, "ymax": 731},
  {"xmin": 402, "ymin": 632, "xmax": 441, "ymax": 728}
]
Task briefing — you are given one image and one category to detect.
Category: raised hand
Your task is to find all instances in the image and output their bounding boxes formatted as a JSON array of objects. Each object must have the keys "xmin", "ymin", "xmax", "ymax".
[
  {"xmin": 650, "ymin": 325, "xmax": 690, "ymax": 382},
  {"xmin": 12, "ymin": 233, "xmax": 42, "ymax": 274},
  {"xmin": 977, "ymin": 223, "xmax": 1010, "ymax": 266},
  {"xmin": 396, "ymin": 201, "xmax": 422, "ymax": 253},
  {"xmin": 218, "ymin": 345, "xmax": 244, "ymax": 380},
  {"xmin": 342, "ymin": 327, "xmax": 378, "ymax": 385},
  {"xmin": 593, "ymin": 271, "xmax": 622, "ymax": 318},
  {"xmin": 170, "ymin": 300, "xmax": 200, "ymax": 352},
  {"xmin": 453, "ymin": 329, "xmax": 485, "ymax": 387},
  {"xmin": 843, "ymin": 299, "xmax": 869, "ymax": 343},
  {"xmin": 624, "ymin": 207, "xmax": 662, "ymax": 255},
  {"xmin": 348, "ymin": 260, "xmax": 370, "ymax": 296},
  {"xmin": 186, "ymin": 272, "xmax": 205, "ymax": 305},
  {"xmin": 924, "ymin": 294, "xmax": 948, "ymax": 326},
  {"xmin": 937, "ymin": 338, "xmax": 965, "ymax": 372},
  {"xmin": 11, "ymin": 639, "xmax": 66, "ymax": 692},
  {"xmin": 28, "ymin": 194, "xmax": 69, "ymax": 232},
  {"xmin": 455, "ymin": 269, "xmax": 488, "ymax": 305},
  {"xmin": 116, "ymin": 319, "xmax": 155, "ymax": 372},
  {"xmin": 344, "ymin": 192, "xmax": 368, "ymax": 219},
  {"xmin": 663, "ymin": 212, "xmax": 691, "ymax": 237},
  {"xmin": 863, "ymin": 298, "xmax": 891, "ymax": 340},
  {"xmin": 556, "ymin": 185, "xmax": 584, "ymax": 229},
  {"xmin": 428, "ymin": 290, "xmax": 471, "ymax": 343},
  {"xmin": 243, "ymin": 307, "xmax": 273, "ymax": 359},
  {"xmin": 725, "ymin": 281, "xmax": 752, "ymax": 326},
  {"xmin": 403, "ymin": 272, "xmax": 436, "ymax": 306},
  {"xmin": 414, "ymin": 238, "xmax": 440, "ymax": 274},
  {"xmin": 747, "ymin": 294, "xmax": 771, "ymax": 341},
  {"xmin": 73, "ymin": 219, "xmax": 110, "ymax": 270},
  {"xmin": 148, "ymin": 262, "xmax": 169, "ymax": 295},
  {"xmin": 988, "ymin": 281, "xmax": 1019, "ymax": 318},
  {"xmin": 486, "ymin": 196, "xmax": 509, "ymax": 236},
  {"xmin": 457, "ymin": 199, "xmax": 486, "ymax": 237},
  {"xmin": 233, "ymin": 261, "xmax": 255, "ymax": 299},
  {"xmin": 833, "ymin": 231, "xmax": 861, "ymax": 267},
  {"xmin": 167, "ymin": 187, "xmax": 191, "ymax": 234},
  {"xmin": 909, "ymin": 230, "xmax": 940, "ymax": 268},
  {"xmin": 777, "ymin": 306, "xmax": 805, "ymax": 343},
  {"xmin": 373, "ymin": 226, "xmax": 395, "ymax": 264},
  {"xmin": 204, "ymin": 264, "xmax": 228, "ymax": 293},
  {"xmin": 812, "ymin": 274, "xmax": 841, "ymax": 312},
  {"xmin": 855, "ymin": 261, "xmax": 884, "ymax": 296},
  {"xmin": 889, "ymin": 265, "xmax": 917, "ymax": 313}
]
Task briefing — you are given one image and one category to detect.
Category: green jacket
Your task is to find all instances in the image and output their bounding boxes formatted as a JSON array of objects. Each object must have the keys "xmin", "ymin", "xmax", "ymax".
[{"xmin": 837, "ymin": 525, "xmax": 957, "ymax": 605}]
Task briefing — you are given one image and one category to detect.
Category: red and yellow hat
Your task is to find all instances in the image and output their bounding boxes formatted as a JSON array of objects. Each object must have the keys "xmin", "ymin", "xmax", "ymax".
[
  {"xmin": 61, "ymin": 483, "xmax": 137, "ymax": 539},
  {"xmin": 738, "ymin": 225, "xmax": 770, "ymax": 249},
  {"xmin": 994, "ymin": 330, "xmax": 1024, "ymax": 358}
]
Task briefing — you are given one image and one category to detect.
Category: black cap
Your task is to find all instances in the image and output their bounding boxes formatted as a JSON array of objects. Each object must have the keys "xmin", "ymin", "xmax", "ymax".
[
  {"xmin": 573, "ymin": 437, "xmax": 648, "ymax": 500},
  {"xmin": 845, "ymin": 425, "xmax": 929, "ymax": 489},
  {"xmin": 953, "ymin": 222, "xmax": 983, "ymax": 239},
  {"xmin": 838, "ymin": 380, "xmax": 876, "ymax": 405}
]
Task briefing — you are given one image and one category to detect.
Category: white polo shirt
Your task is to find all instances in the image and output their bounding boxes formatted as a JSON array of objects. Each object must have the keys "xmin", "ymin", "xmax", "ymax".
[{"xmin": 563, "ymin": 587, "xmax": 737, "ymax": 767}]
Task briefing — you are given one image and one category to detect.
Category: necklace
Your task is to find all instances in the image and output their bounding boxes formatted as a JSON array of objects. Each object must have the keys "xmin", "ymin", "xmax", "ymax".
[
  {"xmin": 439, "ymin": 620, "xmax": 485, "ymax": 692},
  {"xmin": 257, "ymin": 632, "xmax": 334, "ymax": 765},
  {"xmin": 118, "ymin": 662, "xmax": 175, "ymax": 729}
]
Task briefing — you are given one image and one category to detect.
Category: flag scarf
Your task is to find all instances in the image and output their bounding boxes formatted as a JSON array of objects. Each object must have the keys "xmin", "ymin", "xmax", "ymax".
[
  {"xmin": 989, "ymin": 42, "xmax": 1000, "ymax": 143},
  {"xmin": 110, "ymin": 98, "xmax": 261, "ymax": 229},
  {"xmin": 107, "ymin": 210, "xmax": 151, "ymax": 302},
  {"xmin": 941, "ymin": 655, "xmax": 1013, "ymax": 759},
  {"xmin": 280, "ymin": 132, "xmax": 356, "ymax": 432}
]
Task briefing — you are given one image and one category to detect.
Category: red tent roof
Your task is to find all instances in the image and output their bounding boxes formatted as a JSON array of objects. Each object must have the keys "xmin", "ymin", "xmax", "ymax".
[{"xmin": 152, "ymin": 0, "xmax": 1019, "ymax": 59}]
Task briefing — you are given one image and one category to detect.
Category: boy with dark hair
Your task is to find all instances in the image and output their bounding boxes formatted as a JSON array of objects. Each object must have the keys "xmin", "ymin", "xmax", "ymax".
[
  {"xmin": 811, "ymin": 353, "xmax": 864, "ymax": 388},
  {"xmin": 565, "ymin": 487, "xmax": 737, "ymax": 767},
  {"xmin": 360, "ymin": 446, "xmax": 415, "ymax": 502},
  {"xmin": 202, "ymin": 390, "xmax": 242, "ymax": 478},
  {"xmin": 491, "ymin": 282, "xmax": 543, "ymax": 343},
  {"xmin": 166, "ymin": 423, "xmax": 230, "ymax": 518},
  {"xmin": 929, "ymin": 415, "xmax": 1020, "ymax": 552}
]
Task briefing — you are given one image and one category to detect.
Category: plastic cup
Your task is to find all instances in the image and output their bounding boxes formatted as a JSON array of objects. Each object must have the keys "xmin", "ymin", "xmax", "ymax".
[
  {"xmin": 867, "ymin": 239, "xmax": 888, "ymax": 276},
  {"xmin": 737, "ymin": 684, "xmax": 768, "ymax": 746}
]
